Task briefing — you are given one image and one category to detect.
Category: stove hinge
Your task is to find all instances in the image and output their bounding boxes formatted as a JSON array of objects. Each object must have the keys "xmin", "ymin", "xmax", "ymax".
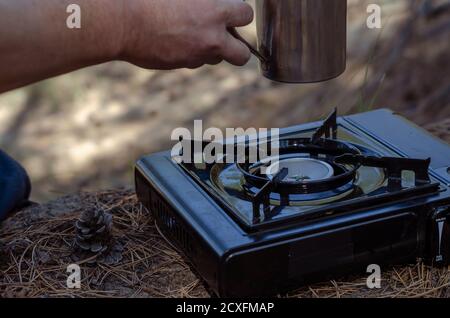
[{"xmin": 427, "ymin": 206, "xmax": 450, "ymax": 267}]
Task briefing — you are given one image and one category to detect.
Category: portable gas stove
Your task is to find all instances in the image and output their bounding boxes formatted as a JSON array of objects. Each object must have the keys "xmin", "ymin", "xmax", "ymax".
[{"xmin": 135, "ymin": 109, "xmax": 450, "ymax": 297}]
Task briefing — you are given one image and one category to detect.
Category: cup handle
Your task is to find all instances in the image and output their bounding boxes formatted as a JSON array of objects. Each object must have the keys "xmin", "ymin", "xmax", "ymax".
[{"xmin": 227, "ymin": 27, "xmax": 267, "ymax": 63}]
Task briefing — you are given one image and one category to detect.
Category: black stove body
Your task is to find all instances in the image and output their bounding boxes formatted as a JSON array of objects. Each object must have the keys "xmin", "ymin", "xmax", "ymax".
[{"xmin": 135, "ymin": 109, "xmax": 450, "ymax": 297}]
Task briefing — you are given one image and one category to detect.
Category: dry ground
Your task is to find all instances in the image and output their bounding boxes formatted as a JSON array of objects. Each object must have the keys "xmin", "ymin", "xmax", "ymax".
[{"xmin": 1, "ymin": 185, "xmax": 449, "ymax": 298}]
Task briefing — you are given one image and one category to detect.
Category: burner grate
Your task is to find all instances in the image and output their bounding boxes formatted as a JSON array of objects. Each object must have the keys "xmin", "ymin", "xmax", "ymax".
[
  {"xmin": 311, "ymin": 108, "xmax": 338, "ymax": 143},
  {"xmin": 237, "ymin": 138, "xmax": 362, "ymax": 193},
  {"xmin": 335, "ymin": 154, "xmax": 432, "ymax": 189},
  {"xmin": 250, "ymin": 153, "xmax": 437, "ymax": 223},
  {"xmin": 246, "ymin": 110, "xmax": 438, "ymax": 222},
  {"xmin": 174, "ymin": 109, "xmax": 442, "ymax": 229}
]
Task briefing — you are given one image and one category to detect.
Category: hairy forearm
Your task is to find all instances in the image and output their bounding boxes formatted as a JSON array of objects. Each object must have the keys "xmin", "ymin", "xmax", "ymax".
[
  {"xmin": 0, "ymin": 0, "xmax": 124, "ymax": 93},
  {"xmin": 0, "ymin": 0, "xmax": 253, "ymax": 93}
]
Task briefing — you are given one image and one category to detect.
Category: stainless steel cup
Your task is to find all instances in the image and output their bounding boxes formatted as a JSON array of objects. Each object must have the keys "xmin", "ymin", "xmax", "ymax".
[{"xmin": 231, "ymin": 0, "xmax": 347, "ymax": 83}]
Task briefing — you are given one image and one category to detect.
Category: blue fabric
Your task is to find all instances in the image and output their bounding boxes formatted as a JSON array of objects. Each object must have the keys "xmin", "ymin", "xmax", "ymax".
[{"xmin": 0, "ymin": 149, "xmax": 31, "ymax": 221}]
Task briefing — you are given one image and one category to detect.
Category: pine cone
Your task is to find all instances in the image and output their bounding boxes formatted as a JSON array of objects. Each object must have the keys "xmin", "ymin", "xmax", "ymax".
[{"xmin": 73, "ymin": 206, "xmax": 123, "ymax": 265}]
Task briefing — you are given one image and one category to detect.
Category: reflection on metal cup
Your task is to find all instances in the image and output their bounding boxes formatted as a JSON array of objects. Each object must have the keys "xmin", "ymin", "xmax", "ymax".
[{"xmin": 231, "ymin": 0, "xmax": 347, "ymax": 83}]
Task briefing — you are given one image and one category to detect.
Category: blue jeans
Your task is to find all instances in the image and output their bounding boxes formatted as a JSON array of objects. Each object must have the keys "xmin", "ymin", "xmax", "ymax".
[{"xmin": 0, "ymin": 150, "xmax": 31, "ymax": 221}]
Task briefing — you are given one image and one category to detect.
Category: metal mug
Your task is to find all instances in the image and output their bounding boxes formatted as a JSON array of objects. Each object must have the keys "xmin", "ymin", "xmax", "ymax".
[{"xmin": 230, "ymin": 0, "xmax": 347, "ymax": 83}]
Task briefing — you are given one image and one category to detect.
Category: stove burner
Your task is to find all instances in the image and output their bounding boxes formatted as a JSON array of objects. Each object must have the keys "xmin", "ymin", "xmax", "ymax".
[
  {"xmin": 232, "ymin": 110, "xmax": 435, "ymax": 223},
  {"xmin": 236, "ymin": 138, "xmax": 362, "ymax": 196},
  {"xmin": 176, "ymin": 108, "xmax": 439, "ymax": 227},
  {"xmin": 266, "ymin": 158, "xmax": 335, "ymax": 183}
]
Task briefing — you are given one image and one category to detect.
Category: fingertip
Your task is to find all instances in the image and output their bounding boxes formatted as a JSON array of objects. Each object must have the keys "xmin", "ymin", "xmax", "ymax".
[
  {"xmin": 241, "ymin": 2, "xmax": 254, "ymax": 25},
  {"xmin": 224, "ymin": 0, "xmax": 254, "ymax": 27},
  {"xmin": 227, "ymin": 40, "xmax": 252, "ymax": 66},
  {"xmin": 237, "ymin": 45, "xmax": 251, "ymax": 66}
]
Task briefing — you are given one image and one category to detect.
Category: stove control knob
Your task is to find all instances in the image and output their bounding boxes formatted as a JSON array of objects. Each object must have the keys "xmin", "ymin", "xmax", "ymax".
[{"xmin": 430, "ymin": 207, "xmax": 449, "ymax": 266}]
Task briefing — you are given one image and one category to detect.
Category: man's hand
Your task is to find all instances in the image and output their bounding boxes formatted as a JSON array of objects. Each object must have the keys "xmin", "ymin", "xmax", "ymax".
[
  {"xmin": 120, "ymin": 0, "xmax": 254, "ymax": 69},
  {"xmin": 0, "ymin": 0, "xmax": 254, "ymax": 93}
]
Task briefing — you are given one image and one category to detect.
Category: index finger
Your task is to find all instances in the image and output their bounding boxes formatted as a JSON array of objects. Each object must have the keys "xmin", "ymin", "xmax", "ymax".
[{"xmin": 221, "ymin": 0, "xmax": 254, "ymax": 27}]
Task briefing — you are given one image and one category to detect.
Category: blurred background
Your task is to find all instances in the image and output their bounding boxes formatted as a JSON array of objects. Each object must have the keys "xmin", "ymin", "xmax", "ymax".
[{"xmin": 0, "ymin": 0, "xmax": 449, "ymax": 202}]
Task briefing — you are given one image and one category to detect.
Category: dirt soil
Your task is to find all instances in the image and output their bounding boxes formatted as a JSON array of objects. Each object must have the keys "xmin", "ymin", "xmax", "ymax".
[{"xmin": 0, "ymin": 188, "xmax": 449, "ymax": 298}]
